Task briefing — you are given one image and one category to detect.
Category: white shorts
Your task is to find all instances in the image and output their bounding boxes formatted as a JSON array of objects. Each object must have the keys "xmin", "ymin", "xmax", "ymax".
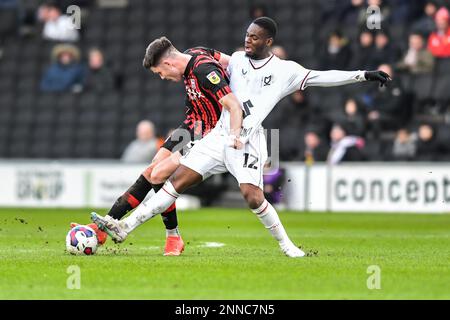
[{"xmin": 179, "ymin": 127, "xmax": 268, "ymax": 189}]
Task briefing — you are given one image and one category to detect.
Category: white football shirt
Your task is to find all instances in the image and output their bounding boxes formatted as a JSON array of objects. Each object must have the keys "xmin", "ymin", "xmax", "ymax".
[{"xmin": 218, "ymin": 51, "xmax": 366, "ymax": 143}]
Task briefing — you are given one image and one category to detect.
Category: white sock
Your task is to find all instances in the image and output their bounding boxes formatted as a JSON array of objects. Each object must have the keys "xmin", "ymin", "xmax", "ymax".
[
  {"xmin": 252, "ymin": 199, "xmax": 292, "ymax": 246},
  {"xmin": 166, "ymin": 228, "xmax": 180, "ymax": 237},
  {"xmin": 122, "ymin": 181, "xmax": 179, "ymax": 233}
]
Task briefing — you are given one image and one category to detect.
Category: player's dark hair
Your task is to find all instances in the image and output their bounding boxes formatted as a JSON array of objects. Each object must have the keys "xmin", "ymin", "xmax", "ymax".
[
  {"xmin": 143, "ymin": 36, "xmax": 174, "ymax": 69},
  {"xmin": 252, "ymin": 16, "xmax": 278, "ymax": 39}
]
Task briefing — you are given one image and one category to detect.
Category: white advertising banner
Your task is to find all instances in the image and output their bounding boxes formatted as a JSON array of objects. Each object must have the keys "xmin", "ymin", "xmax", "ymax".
[
  {"xmin": 282, "ymin": 164, "xmax": 306, "ymax": 211},
  {"xmin": 0, "ymin": 161, "xmax": 449, "ymax": 213},
  {"xmin": 0, "ymin": 163, "xmax": 85, "ymax": 207},
  {"xmin": 283, "ymin": 163, "xmax": 450, "ymax": 213}
]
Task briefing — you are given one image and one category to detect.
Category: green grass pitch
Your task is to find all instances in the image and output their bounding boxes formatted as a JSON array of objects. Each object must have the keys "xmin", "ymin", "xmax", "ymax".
[{"xmin": 0, "ymin": 208, "xmax": 449, "ymax": 299}]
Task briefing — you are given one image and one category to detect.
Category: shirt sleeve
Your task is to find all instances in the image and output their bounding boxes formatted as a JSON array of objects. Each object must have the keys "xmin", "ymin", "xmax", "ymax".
[
  {"xmin": 304, "ymin": 70, "xmax": 366, "ymax": 88},
  {"xmin": 195, "ymin": 63, "xmax": 231, "ymax": 100},
  {"xmin": 282, "ymin": 61, "xmax": 312, "ymax": 95}
]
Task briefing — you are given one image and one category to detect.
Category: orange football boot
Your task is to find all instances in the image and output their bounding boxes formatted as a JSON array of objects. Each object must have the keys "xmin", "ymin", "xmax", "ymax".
[{"xmin": 164, "ymin": 236, "xmax": 185, "ymax": 256}]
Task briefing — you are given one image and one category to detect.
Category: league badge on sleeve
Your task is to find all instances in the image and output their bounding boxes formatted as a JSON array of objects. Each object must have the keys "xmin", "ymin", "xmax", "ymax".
[{"xmin": 206, "ymin": 71, "xmax": 221, "ymax": 85}]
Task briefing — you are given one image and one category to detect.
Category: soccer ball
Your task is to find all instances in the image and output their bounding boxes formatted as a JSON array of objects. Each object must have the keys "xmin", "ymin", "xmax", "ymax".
[{"xmin": 66, "ymin": 225, "xmax": 98, "ymax": 255}]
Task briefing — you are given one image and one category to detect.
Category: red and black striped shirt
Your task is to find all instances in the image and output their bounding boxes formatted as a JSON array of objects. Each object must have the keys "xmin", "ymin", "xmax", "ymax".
[{"xmin": 182, "ymin": 47, "xmax": 231, "ymax": 137}]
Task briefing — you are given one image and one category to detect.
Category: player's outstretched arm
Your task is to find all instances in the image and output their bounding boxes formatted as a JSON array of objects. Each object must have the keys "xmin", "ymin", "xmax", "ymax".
[
  {"xmin": 220, "ymin": 93, "xmax": 243, "ymax": 149},
  {"xmin": 304, "ymin": 69, "xmax": 392, "ymax": 89}
]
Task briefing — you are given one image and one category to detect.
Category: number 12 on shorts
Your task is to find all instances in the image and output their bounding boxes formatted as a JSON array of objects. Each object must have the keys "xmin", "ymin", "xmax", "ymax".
[{"xmin": 243, "ymin": 153, "xmax": 258, "ymax": 169}]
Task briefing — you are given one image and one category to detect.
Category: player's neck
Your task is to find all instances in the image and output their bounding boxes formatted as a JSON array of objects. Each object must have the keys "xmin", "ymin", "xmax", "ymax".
[
  {"xmin": 177, "ymin": 53, "xmax": 193, "ymax": 75},
  {"xmin": 251, "ymin": 50, "xmax": 272, "ymax": 60},
  {"xmin": 249, "ymin": 52, "xmax": 273, "ymax": 69}
]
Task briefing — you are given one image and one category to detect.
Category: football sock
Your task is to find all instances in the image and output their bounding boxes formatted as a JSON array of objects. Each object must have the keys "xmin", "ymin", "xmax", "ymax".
[
  {"xmin": 153, "ymin": 183, "xmax": 179, "ymax": 232},
  {"xmin": 107, "ymin": 175, "xmax": 152, "ymax": 220},
  {"xmin": 122, "ymin": 181, "xmax": 179, "ymax": 233},
  {"xmin": 166, "ymin": 228, "xmax": 180, "ymax": 237},
  {"xmin": 252, "ymin": 199, "xmax": 292, "ymax": 246}
]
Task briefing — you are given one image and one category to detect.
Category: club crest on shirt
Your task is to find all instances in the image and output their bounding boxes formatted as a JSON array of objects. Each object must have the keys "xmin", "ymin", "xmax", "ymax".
[
  {"xmin": 206, "ymin": 71, "xmax": 221, "ymax": 85},
  {"xmin": 263, "ymin": 75, "xmax": 272, "ymax": 86}
]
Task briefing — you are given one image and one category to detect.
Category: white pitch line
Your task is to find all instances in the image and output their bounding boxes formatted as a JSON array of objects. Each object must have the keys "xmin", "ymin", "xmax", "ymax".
[{"xmin": 198, "ymin": 242, "xmax": 225, "ymax": 248}]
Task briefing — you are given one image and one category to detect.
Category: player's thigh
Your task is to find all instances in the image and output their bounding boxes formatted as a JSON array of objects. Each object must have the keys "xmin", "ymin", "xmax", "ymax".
[
  {"xmin": 225, "ymin": 129, "xmax": 268, "ymax": 190},
  {"xmin": 169, "ymin": 165, "xmax": 204, "ymax": 193},
  {"xmin": 142, "ymin": 147, "xmax": 172, "ymax": 180},
  {"xmin": 179, "ymin": 133, "xmax": 228, "ymax": 183},
  {"xmin": 151, "ymin": 151, "xmax": 182, "ymax": 184}
]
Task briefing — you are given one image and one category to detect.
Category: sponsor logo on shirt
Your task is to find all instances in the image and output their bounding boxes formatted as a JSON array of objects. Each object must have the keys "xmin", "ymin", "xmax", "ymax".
[{"xmin": 206, "ymin": 71, "xmax": 221, "ymax": 85}]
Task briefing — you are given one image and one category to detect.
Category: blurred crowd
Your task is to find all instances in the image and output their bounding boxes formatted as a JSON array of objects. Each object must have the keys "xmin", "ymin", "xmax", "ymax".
[
  {"xmin": 262, "ymin": 0, "xmax": 450, "ymax": 163},
  {"xmin": 1, "ymin": 0, "xmax": 450, "ymax": 163}
]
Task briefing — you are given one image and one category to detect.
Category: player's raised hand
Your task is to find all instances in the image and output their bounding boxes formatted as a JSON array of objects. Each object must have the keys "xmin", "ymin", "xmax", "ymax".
[{"xmin": 365, "ymin": 70, "xmax": 392, "ymax": 87}]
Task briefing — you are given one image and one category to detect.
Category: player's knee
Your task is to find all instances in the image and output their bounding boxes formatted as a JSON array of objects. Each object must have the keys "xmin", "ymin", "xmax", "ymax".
[
  {"xmin": 150, "ymin": 168, "xmax": 165, "ymax": 184},
  {"xmin": 142, "ymin": 166, "xmax": 153, "ymax": 181},
  {"xmin": 241, "ymin": 186, "xmax": 264, "ymax": 209}
]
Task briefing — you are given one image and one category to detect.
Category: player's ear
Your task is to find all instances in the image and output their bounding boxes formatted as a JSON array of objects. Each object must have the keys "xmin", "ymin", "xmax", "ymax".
[{"xmin": 266, "ymin": 38, "xmax": 274, "ymax": 47}]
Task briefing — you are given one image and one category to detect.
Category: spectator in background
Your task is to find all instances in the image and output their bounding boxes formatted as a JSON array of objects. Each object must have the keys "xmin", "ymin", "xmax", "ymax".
[
  {"xmin": 40, "ymin": 43, "xmax": 85, "ymax": 92},
  {"xmin": 368, "ymin": 30, "xmax": 399, "ymax": 67},
  {"xmin": 83, "ymin": 47, "xmax": 115, "ymax": 92},
  {"xmin": 390, "ymin": 128, "xmax": 417, "ymax": 161},
  {"xmin": 271, "ymin": 45, "xmax": 287, "ymax": 59},
  {"xmin": 336, "ymin": 98, "xmax": 366, "ymax": 136},
  {"xmin": 249, "ymin": 3, "xmax": 268, "ymax": 20},
  {"xmin": 414, "ymin": 123, "xmax": 440, "ymax": 161},
  {"xmin": 352, "ymin": 30, "xmax": 375, "ymax": 69},
  {"xmin": 303, "ymin": 130, "xmax": 328, "ymax": 164},
  {"xmin": 362, "ymin": 64, "xmax": 406, "ymax": 137},
  {"xmin": 411, "ymin": 1, "xmax": 439, "ymax": 38},
  {"xmin": 339, "ymin": 0, "xmax": 366, "ymax": 26},
  {"xmin": 38, "ymin": 0, "xmax": 79, "ymax": 42},
  {"xmin": 320, "ymin": 30, "xmax": 352, "ymax": 70},
  {"xmin": 328, "ymin": 123, "xmax": 365, "ymax": 165},
  {"xmin": 428, "ymin": 7, "xmax": 450, "ymax": 58},
  {"xmin": 121, "ymin": 120, "xmax": 158, "ymax": 163},
  {"xmin": 263, "ymin": 166, "xmax": 285, "ymax": 208},
  {"xmin": 397, "ymin": 32, "xmax": 435, "ymax": 74},
  {"xmin": 366, "ymin": 0, "xmax": 391, "ymax": 27}
]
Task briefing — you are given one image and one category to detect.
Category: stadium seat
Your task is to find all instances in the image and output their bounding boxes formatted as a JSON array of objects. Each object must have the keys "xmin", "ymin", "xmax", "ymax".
[
  {"xmin": 411, "ymin": 74, "xmax": 434, "ymax": 102},
  {"xmin": 8, "ymin": 141, "xmax": 29, "ymax": 158},
  {"xmin": 51, "ymin": 141, "xmax": 74, "ymax": 158},
  {"xmin": 432, "ymin": 74, "xmax": 450, "ymax": 102},
  {"xmin": 0, "ymin": 92, "xmax": 14, "ymax": 109}
]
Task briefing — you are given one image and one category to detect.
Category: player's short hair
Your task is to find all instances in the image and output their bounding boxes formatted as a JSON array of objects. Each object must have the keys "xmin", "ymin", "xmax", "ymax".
[
  {"xmin": 142, "ymin": 36, "xmax": 175, "ymax": 69},
  {"xmin": 252, "ymin": 17, "xmax": 278, "ymax": 39}
]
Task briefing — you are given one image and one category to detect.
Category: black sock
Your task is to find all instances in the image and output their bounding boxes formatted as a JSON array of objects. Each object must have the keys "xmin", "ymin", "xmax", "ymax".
[
  {"xmin": 107, "ymin": 175, "xmax": 152, "ymax": 220},
  {"xmin": 153, "ymin": 183, "xmax": 179, "ymax": 230}
]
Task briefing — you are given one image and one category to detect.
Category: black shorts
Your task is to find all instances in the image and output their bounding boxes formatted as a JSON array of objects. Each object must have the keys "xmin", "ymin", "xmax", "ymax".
[{"xmin": 162, "ymin": 123, "xmax": 195, "ymax": 155}]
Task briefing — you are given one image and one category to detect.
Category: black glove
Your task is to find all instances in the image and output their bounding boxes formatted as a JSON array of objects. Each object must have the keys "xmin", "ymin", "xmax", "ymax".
[{"xmin": 365, "ymin": 70, "xmax": 392, "ymax": 87}]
